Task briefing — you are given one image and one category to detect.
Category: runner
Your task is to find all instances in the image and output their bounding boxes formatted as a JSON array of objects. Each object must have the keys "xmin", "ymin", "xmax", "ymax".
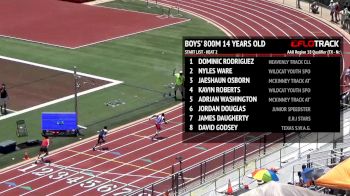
[
  {"xmin": 35, "ymin": 135, "xmax": 50, "ymax": 164},
  {"xmin": 150, "ymin": 113, "xmax": 167, "ymax": 141},
  {"xmin": 93, "ymin": 126, "xmax": 108, "ymax": 151}
]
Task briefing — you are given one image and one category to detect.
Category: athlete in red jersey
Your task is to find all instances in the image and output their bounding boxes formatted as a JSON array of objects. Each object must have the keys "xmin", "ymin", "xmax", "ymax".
[{"xmin": 35, "ymin": 135, "xmax": 50, "ymax": 164}]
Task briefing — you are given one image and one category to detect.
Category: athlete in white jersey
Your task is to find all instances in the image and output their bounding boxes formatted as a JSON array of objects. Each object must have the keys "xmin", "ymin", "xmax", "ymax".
[{"xmin": 150, "ymin": 113, "xmax": 167, "ymax": 141}]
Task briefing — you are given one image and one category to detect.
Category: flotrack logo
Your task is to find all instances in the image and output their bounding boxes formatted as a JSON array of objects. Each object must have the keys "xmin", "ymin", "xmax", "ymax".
[{"xmin": 291, "ymin": 39, "xmax": 340, "ymax": 48}]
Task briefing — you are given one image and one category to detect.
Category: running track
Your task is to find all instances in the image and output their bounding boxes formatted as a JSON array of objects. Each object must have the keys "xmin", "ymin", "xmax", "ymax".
[
  {"xmin": 0, "ymin": 0, "xmax": 346, "ymax": 195},
  {"xmin": 159, "ymin": 0, "xmax": 349, "ymax": 92},
  {"xmin": 0, "ymin": 104, "xmax": 283, "ymax": 195}
]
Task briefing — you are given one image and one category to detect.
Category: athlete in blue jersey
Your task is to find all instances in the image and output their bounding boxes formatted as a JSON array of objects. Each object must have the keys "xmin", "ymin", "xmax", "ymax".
[{"xmin": 93, "ymin": 126, "xmax": 108, "ymax": 151}]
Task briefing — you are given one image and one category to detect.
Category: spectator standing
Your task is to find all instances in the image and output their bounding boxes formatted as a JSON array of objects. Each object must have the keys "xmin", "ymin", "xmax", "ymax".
[
  {"xmin": 335, "ymin": 2, "xmax": 340, "ymax": 22},
  {"xmin": 311, "ymin": 1, "xmax": 319, "ymax": 14},
  {"xmin": 342, "ymin": 6, "xmax": 350, "ymax": 29},
  {"xmin": 0, "ymin": 83, "xmax": 8, "ymax": 115},
  {"xmin": 330, "ymin": 0, "xmax": 336, "ymax": 22},
  {"xmin": 297, "ymin": 171, "xmax": 304, "ymax": 186}
]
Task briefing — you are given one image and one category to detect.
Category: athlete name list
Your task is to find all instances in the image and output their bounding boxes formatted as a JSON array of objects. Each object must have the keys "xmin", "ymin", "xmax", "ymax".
[{"xmin": 184, "ymin": 38, "xmax": 341, "ymax": 133}]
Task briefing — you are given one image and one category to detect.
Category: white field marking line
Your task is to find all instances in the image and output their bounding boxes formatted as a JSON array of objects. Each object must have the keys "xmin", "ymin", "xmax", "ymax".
[
  {"xmin": 5, "ymin": 114, "xmax": 184, "ymax": 195},
  {"xmin": 99, "ymin": 132, "xmax": 251, "ymax": 196},
  {"xmin": 92, "ymin": 3, "xmax": 185, "ymax": 18},
  {"xmin": 0, "ymin": 104, "xmax": 182, "ymax": 174},
  {"xmin": 0, "ymin": 55, "xmax": 120, "ymax": 83},
  {"xmin": 0, "ymin": 34, "xmax": 76, "ymax": 49},
  {"xmin": 175, "ymin": 0, "xmax": 265, "ymax": 38},
  {"xmin": 0, "ymin": 4, "xmax": 186, "ymax": 50},
  {"xmin": 199, "ymin": 0, "xmax": 289, "ymax": 38},
  {"xmin": 219, "ymin": 0, "xmax": 308, "ymax": 37},
  {"xmin": 0, "ymin": 114, "xmax": 182, "ymax": 193},
  {"xmin": 50, "ymin": 163, "xmax": 166, "ymax": 179},
  {"xmin": 0, "ymin": 55, "xmax": 123, "ymax": 121},
  {"xmin": 0, "ymin": 2, "xmax": 187, "ymax": 50},
  {"xmin": 1, "ymin": 108, "xmax": 17, "ymax": 112},
  {"xmin": 77, "ymin": 125, "xmax": 87, "ymax": 129},
  {"xmin": 158, "ymin": 0, "xmax": 251, "ymax": 38},
  {"xmin": 22, "ymin": 121, "xmax": 187, "ymax": 196},
  {"xmin": 149, "ymin": 0, "xmax": 234, "ymax": 37},
  {"xmin": 85, "ymin": 0, "xmax": 114, "ymax": 5},
  {"xmin": 73, "ymin": 18, "xmax": 190, "ymax": 49},
  {"xmin": 65, "ymin": 131, "xmax": 233, "ymax": 196},
  {"xmin": 157, "ymin": 15, "xmax": 169, "ymax": 19},
  {"xmin": 0, "ymin": 82, "xmax": 120, "ymax": 121}
]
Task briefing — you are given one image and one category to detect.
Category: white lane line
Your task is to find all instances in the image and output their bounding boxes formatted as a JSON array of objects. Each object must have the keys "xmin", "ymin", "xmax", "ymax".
[
  {"xmin": 0, "ymin": 34, "xmax": 76, "ymax": 49},
  {"xmin": 168, "ymin": 0, "xmax": 263, "ymax": 37},
  {"xmin": 58, "ymin": 132, "xmax": 234, "ymax": 196},
  {"xmin": 189, "ymin": 0, "xmax": 267, "ymax": 37},
  {"xmin": 199, "ymin": 0, "xmax": 289, "ymax": 37},
  {"xmin": 22, "ymin": 120, "xmax": 187, "ymax": 195},
  {"xmin": 0, "ymin": 105, "xmax": 181, "ymax": 176},
  {"xmin": 223, "ymin": 0, "xmax": 309, "ymax": 37},
  {"xmin": 99, "ymin": 132, "xmax": 253, "ymax": 196},
  {"xmin": 2, "ymin": 114, "xmax": 184, "ymax": 194},
  {"xmin": 50, "ymin": 163, "xmax": 166, "ymax": 179}
]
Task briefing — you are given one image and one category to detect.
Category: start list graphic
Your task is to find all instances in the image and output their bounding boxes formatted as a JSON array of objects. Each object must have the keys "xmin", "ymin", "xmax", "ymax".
[{"xmin": 184, "ymin": 37, "xmax": 342, "ymax": 133}]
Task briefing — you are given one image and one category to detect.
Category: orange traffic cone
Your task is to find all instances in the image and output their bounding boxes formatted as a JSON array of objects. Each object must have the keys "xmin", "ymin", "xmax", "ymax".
[
  {"xmin": 23, "ymin": 151, "xmax": 29, "ymax": 160},
  {"xmin": 226, "ymin": 179, "xmax": 234, "ymax": 195}
]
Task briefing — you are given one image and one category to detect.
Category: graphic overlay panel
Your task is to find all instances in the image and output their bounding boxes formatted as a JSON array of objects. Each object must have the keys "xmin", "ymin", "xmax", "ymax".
[
  {"xmin": 184, "ymin": 38, "xmax": 341, "ymax": 135},
  {"xmin": 42, "ymin": 112, "xmax": 78, "ymax": 131}
]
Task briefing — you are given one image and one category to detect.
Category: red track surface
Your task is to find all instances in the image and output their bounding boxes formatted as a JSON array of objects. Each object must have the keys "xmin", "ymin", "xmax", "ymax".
[
  {"xmin": 158, "ymin": 0, "xmax": 350, "ymax": 93},
  {"xmin": 0, "ymin": 105, "xmax": 283, "ymax": 195},
  {"xmin": 0, "ymin": 0, "xmax": 186, "ymax": 48},
  {"xmin": 0, "ymin": 1, "xmax": 346, "ymax": 195}
]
